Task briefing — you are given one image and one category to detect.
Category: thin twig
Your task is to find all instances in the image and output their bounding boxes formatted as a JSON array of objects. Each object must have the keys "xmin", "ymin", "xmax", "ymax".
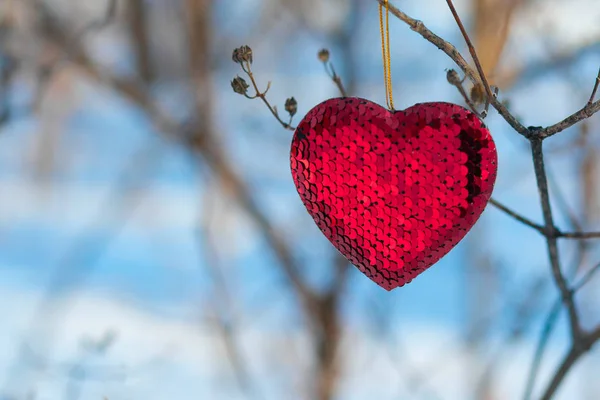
[
  {"xmin": 375, "ymin": 0, "xmax": 476, "ymax": 84},
  {"xmin": 537, "ymin": 100, "xmax": 600, "ymax": 139},
  {"xmin": 489, "ymin": 198, "xmax": 600, "ymax": 240},
  {"xmin": 488, "ymin": 198, "xmax": 545, "ymax": 234},
  {"xmin": 546, "ymin": 165, "xmax": 584, "ymax": 233},
  {"xmin": 325, "ymin": 62, "xmax": 348, "ymax": 97},
  {"xmin": 539, "ymin": 345, "xmax": 581, "ymax": 400},
  {"xmin": 376, "ymin": 0, "xmax": 600, "ymax": 141},
  {"xmin": 447, "ymin": 69, "xmax": 481, "ymax": 117},
  {"xmin": 524, "ymin": 259, "xmax": 600, "ymax": 400},
  {"xmin": 242, "ymin": 62, "xmax": 296, "ymax": 131},
  {"xmin": 587, "ymin": 67, "xmax": 600, "ymax": 106},
  {"xmin": 374, "ymin": 0, "xmax": 530, "ymax": 137},
  {"xmin": 456, "ymin": 83, "xmax": 479, "ymax": 116},
  {"xmin": 559, "ymin": 231, "xmax": 600, "ymax": 239},
  {"xmin": 573, "ymin": 260, "xmax": 600, "ymax": 292},
  {"xmin": 523, "ymin": 293, "xmax": 561, "ymax": 400},
  {"xmin": 530, "ymin": 139, "xmax": 582, "ymax": 341},
  {"xmin": 444, "ymin": 0, "xmax": 494, "ymax": 110},
  {"xmin": 538, "ymin": 325, "xmax": 600, "ymax": 400}
]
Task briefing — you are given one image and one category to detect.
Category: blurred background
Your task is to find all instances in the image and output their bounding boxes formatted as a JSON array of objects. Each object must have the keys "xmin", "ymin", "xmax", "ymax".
[{"xmin": 0, "ymin": 0, "xmax": 599, "ymax": 399}]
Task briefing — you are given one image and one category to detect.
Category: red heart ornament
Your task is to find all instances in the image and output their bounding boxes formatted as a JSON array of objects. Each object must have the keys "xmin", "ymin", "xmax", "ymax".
[{"xmin": 290, "ymin": 98, "xmax": 497, "ymax": 290}]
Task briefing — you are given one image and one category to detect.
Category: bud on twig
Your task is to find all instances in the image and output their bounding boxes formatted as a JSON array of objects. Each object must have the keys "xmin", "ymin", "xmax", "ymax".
[
  {"xmin": 446, "ymin": 69, "xmax": 462, "ymax": 86},
  {"xmin": 231, "ymin": 76, "xmax": 249, "ymax": 95},
  {"xmin": 285, "ymin": 97, "xmax": 298, "ymax": 117},
  {"xmin": 318, "ymin": 49, "xmax": 330, "ymax": 63},
  {"xmin": 470, "ymin": 83, "xmax": 486, "ymax": 105},
  {"xmin": 232, "ymin": 45, "xmax": 253, "ymax": 64}
]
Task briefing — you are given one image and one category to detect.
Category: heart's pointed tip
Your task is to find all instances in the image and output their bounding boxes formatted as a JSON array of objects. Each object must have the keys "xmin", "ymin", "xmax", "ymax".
[{"xmin": 377, "ymin": 281, "xmax": 404, "ymax": 291}]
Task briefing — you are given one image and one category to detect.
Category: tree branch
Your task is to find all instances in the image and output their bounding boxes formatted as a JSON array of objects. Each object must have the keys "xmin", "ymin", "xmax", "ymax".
[
  {"xmin": 241, "ymin": 61, "xmax": 296, "ymax": 131},
  {"xmin": 444, "ymin": 0, "xmax": 494, "ymax": 112},
  {"xmin": 489, "ymin": 198, "xmax": 545, "ymax": 234},
  {"xmin": 489, "ymin": 198, "xmax": 600, "ymax": 241},
  {"xmin": 322, "ymin": 58, "xmax": 348, "ymax": 97},
  {"xmin": 530, "ymin": 139, "xmax": 582, "ymax": 341},
  {"xmin": 559, "ymin": 231, "xmax": 600, "ymax": 239},
  {"xmin": 446, "ymin": 68, "xmax": 483, "ymax": 117},
  {"xmin": 524, "ymin": 298, "xmax": 561, "ymax": 400},
  {"xmin": 539, "ymin": 345, "xmax": 581, "ymax": 400},
  {"xmin": 524, "ymin": 258, "xmax": 600, "ymax": 400},
  {"xmin": 374, "ymin": 0, "xmax": 530, "ymax": 137},
  {"xmin": 537, "ymin": 99, "xmax": 600, "ymax": 139},
  {"xmin": 587, "ymin": 67, "xmax": 600, "ymax": 106},
  {"xmin": 539, "ymin": 324, "xmax": 600, "ymax": 400}
]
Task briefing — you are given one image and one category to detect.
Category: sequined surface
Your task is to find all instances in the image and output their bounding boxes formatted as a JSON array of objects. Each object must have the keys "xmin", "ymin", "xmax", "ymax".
[{"xmin": 290, "ymin": 98, "xmax": 497, "ymax": 290}]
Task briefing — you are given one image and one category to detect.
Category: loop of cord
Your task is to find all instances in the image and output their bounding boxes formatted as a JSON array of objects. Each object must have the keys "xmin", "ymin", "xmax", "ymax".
[{"xmin": 379, "ymin": 0, "xmax": 395, "ymax": 110}]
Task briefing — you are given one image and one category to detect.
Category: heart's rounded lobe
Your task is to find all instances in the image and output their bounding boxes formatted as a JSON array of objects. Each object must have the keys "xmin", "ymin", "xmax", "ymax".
[{"xmin": 290, "ymin": 98, "xmax": 497, "ymax": 290}]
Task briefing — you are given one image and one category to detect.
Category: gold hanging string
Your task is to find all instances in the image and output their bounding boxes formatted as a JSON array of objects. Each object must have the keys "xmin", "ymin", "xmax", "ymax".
[{"xmin": 379, "ymin": 0, "xmax": 394, "ymax": 110}]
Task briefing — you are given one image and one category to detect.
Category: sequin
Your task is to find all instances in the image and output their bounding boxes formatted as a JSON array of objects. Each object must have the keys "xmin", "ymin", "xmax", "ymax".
[{"xmin": 290, "ymin": 98, "xmax": 497, "ymax": 290}]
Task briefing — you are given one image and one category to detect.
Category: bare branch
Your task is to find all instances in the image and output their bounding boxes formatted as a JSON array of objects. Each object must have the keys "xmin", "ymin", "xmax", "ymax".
[
  {"xmin": 446, "ymin": 69, "xmax": 482, "ymax": 117},
  {"xmin": 322, "ymin": 57, "xmax": 348, "ymax": 98},
  {"xmin": 559, "ymin": 231, "xmax": 600, "ymax": 240},
  {"xmin": 444, "ymin": 0, "xmax": 494, "ymax": 112},
  {"xmin": 488, "ymin": 198, "xmax": 545, "ymax": 234},
  {"xmin": 524, "ymin": 296, "xmax": 561, "ymax": 400},
  {"xmin": 539, "ymin": 324, "xmax": 600, "ymax": 400},
  {"xmin": 587, "ymin": 67, "xmax": 600, "ymax": 106},
  {"xmin": 374, "ymin": 0, "xmax": 530, "ymax": 137},
  {"xmin": 377, "ymin": 0, "xmax": 600, "ymax": 142},
  {"xmin": 489, "ymin": 198, "xmax": 600, "ymax": 241},
  {"xmin": 375, "ymin": 0, "xmax": 476, "ymax": 84},
  {"xmin": 240, "ymin": 60, "xmax": 296, "ymax": 131},
  {"xmin": 525, "ymin": 258, "xmax": 600, "ymax": 400},
  {"xmin": 573, "ymin": 261, "xmax": 600, "ymax": 293},
  {"xmin": 530, "ymin": 139, "xmax": 582, "ymax": 339},
  {"xmin": 539, "ymin": 345, "xmax": 581, "ymax": 400},
  {"xmin": 537, "ymin": 99, "xmax": 600, "ymax": 139}
]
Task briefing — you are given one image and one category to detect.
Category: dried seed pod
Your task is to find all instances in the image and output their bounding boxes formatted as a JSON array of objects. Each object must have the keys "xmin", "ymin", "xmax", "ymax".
[
  {"xmin": 285, "ymin": 97, "xmax": 298, "ymax": 117},
  {"xmin": 231, "ymin": 76, "xmax": 249, "ymax": 95},
  {"xmin": 318, "ymin": 49, "xmax": 330, "ymax": 63},
  {"xmin": 232, "ymin": 45, "xmax": 253, "ymax": 64},
  {"xmin": 446, "ymin": 69, "xmax": 462, "ymax": 86}
]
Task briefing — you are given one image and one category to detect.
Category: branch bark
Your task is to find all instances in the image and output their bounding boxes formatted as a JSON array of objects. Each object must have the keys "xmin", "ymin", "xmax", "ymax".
[
  {"xmin": 539, "ymin": 327, "xmax": 600, "ymax": 400},
  {"xmin": 375, "ymin": 0, "xmax": 600, "ymax": 141},
  {"xmin": 530, "ymin": 139, "xmax": 581, "ymax": 341},
  {"xmin": 375, "ymin": 0, "xmax": 530, "ymax": 137}
]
